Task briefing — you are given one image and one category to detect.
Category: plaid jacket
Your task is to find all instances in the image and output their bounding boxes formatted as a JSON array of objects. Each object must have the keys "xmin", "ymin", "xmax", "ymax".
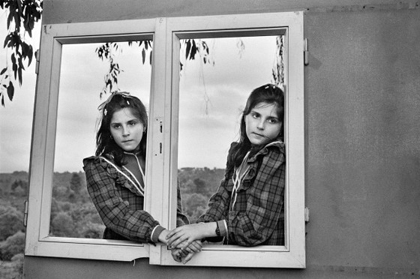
[
  {"xmin": 198, "ymin": 141, "xmax": 285, "ymax": 246},
  {"xmin": 83, "ymin": 155, "xmax": 188, "ymax": 244}
]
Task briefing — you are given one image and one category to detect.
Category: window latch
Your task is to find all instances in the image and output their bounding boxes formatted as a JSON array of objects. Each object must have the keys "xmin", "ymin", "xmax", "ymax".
[
  {"xmin": 154, "ymin": 117, "xmax": 163, "ymax": 155},
  {"xmin": 304, "ymin": 38, "xmax": 309, "ymax": 66}
]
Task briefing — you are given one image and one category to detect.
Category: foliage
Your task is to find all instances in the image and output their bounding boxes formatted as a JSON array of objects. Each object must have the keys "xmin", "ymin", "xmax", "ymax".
[
  {"xmin": 271, "ymin": 35, "xmax": 285, "ymax": 86},
  {"xmin": 0, "ymin": 231, "xmax": 25, "ymax": 261},
  {"xmin": 1, "ymin": 1, "xmax": 284, "ymax": 106},
  {"xmin": 50, "ymin": 212, "xmax": 76, "ymax": 237},
  {"xmin": 0, "ymin": 0, "xmax": 42, "ymax": 106},
  {"xmin": 10, "ymin": 179, "xmax": 28, "ymax": 196},
  {"xmin": 182, "ymin": 192, "xmax": 209, "ymax": 223},
  {"xmin": 0, "ymin": 205, "xmax": 24, "ymax": 241},
  {"xmin": 69, "ymin": 172, "xmax": 82, "ymax": 194},
  {"xmin": 95, "ymin": 38, "xmax": 211, "ymax": 98},
  {"xmin": 178, "ymin": 167, "xmax": 225, "ymax": 223},
  {"xmin": 0, "ymin": 166, "xmax": 223, "ymax": 275}
]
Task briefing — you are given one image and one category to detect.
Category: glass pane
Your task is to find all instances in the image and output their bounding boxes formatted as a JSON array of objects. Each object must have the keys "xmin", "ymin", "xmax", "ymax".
[
  {"xmin": 50, "ymin": 41, "xmax": 152, "ymax": 238},
  {"xmin": 178, "ymin": 35, "xmax": 284, "ymax": 225}
]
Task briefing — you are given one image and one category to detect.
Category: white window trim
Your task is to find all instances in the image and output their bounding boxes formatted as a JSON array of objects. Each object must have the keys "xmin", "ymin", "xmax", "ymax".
[
  {"xmin": 25, "ymin": 11, "xmax": 305, "ymax": 268},
  {"xmin": 25, "ymin": 18, "xmax": 157, "ymax": 261},
  {"xmin": 149, "ymin": 12, "xmax": 306, "ymax": 268}
]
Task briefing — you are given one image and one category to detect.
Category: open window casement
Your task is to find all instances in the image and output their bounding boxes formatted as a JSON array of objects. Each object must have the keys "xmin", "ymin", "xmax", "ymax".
[
  {"xmin": 149, "ymin": 11, "xmax": 305, "ymax": 268},
  {"xmin": 25, "ymin": 11, "xmax": 305, "ymax": 268},
  {"xmin": 25, "ymin": 18, "xmax": 157, "ymax": 261}
]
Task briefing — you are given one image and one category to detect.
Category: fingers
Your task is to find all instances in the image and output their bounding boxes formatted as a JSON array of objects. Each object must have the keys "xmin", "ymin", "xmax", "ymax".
[
  {"xmin": 171, "ymin": 249, "xmax": 183, "ymax": 262},
  {"xmin": 168, "ymin": 233, "xmax": 189, "ymax": 249},
  {"xmin": 166, "ymin": 228, "xmax": 178, "ymax": 239},
  {"xmin": 182, "ymin": 252, "xmax": 195, "ymax": 264},
  {"xmin": 183, "ymin": 240, "xmax": 202, "ymax": 253},
  {"xmin": 170, "ymin": 240, "xmax": 202, "ymax": 264},
  {"xmin": 166, "ymin": 229, "xmax": 185, "ymax": 247}
]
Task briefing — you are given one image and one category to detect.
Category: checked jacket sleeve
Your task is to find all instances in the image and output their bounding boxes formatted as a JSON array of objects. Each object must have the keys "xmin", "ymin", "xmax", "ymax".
[
  {"xmin": 83, "ymin": 156, "xmax": 162, "ymax": 243},
  {"xmin": 198, "ymin": 142, "xmax": 285, "ymax": 246}
]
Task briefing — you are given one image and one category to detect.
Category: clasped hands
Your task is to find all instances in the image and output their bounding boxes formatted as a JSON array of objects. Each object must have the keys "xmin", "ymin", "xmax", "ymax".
[{"xmin": 162, "ymin": 222, "xmax": 213, "ymax": 264}]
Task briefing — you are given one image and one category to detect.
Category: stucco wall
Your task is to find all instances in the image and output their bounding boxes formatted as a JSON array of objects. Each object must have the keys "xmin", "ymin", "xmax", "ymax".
[{"xmin": 25, "ymin": 1, "xmax": 420, "ymax": 278}]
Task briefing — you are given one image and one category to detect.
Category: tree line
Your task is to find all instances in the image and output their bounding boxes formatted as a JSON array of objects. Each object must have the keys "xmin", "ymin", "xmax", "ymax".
[{"xmin": 0, "ymin": 167, "xmax": 224, "ymax": 277}]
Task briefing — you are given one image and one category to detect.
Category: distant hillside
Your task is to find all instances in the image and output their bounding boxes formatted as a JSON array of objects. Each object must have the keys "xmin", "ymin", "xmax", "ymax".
[{"xmin": 0, "ymin": 167, "xmax": 225, "ymax": 232}]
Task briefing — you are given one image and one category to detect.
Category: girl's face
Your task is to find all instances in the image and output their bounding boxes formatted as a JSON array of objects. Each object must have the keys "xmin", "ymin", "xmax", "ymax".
[
  {"xmin": 245, "ymin": 102, "xmax": 282, "ymax": 146},
  {"xmin": 110, "ymin": 108, "xmax": 145, "ymax": 152}
]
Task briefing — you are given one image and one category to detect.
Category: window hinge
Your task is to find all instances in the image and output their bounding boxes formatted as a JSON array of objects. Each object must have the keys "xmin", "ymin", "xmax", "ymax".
[
  {"xmin": 304, "ymin": 207, "xmax": 310, "ymax": 223},
  {"xmin": 304, "ymin": 38, "xmax": 309, "ymax": 66},
  {"xmin": 23, "ymin": 200, "xmax": 29, "ymax": 227}
]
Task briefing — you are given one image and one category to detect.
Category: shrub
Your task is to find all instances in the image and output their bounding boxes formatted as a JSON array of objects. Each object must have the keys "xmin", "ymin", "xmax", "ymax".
[
  {"xmin": 0, "ymin": 231, "xmax": 25, "ymax": 261},
  {"xmin": 0, "ymin": 205, "xmax": 24, "ymax": 241}
]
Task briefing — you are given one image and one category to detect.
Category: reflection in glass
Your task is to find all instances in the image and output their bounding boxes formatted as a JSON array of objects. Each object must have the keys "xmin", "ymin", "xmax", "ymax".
[
  {"xmin": 178, "ymin": 36, "xmax": 283, "ymax": 223},
  {"xmin": 50, "ymin": 42, "xmax": 152, "ymax": 238}
]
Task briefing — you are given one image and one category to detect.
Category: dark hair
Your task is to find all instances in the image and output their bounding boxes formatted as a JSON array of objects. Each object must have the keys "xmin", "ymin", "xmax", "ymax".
[
  {"xmin": 229, "ymin": 84, "xmax": 284, "ymax": 169},
  {"xmin": 95, "ymin": 92, "xmax": 148, "ymax": 166}
]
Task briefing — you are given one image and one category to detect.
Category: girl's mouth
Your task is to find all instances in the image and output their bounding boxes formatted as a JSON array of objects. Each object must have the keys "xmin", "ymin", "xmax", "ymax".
[{"xmin": 252, "ymin": 132, "xmax": 265, "ymax": 138}]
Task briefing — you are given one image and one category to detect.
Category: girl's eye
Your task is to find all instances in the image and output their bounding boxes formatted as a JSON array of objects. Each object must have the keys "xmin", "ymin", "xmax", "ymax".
[
  {"xmin": 111, "ymin": 124, "xmax": 121, "ymax": 129},
  {"xmin": 267, "ymin": 118, "xmax": 279, "ymax": 124},
  {"xmin": 251, "ymin": 112, "xmax": 260, "ymax": 118}
]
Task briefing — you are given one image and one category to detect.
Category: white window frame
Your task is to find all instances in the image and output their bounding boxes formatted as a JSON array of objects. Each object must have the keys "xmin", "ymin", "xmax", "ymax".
[
  {"xmin": 25, "ymin": 11, "xmax": 305, "ymax": 268},
  {"xmin": 25, "ymin": 18, "xmax": 158, "ymax": 261},
  {"xmin": 150, "ymin": 12, "xmax": 305, "ymax": 268}
]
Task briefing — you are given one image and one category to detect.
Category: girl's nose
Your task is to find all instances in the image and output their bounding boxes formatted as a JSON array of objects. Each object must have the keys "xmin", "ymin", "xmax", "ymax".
[
  {"xmin": 122, "ymin": 126, "xmax": 130, "ymax": 136},
  {"xmin": 257, "ymin": 119, "xmax": 265, "ymax": 130}
]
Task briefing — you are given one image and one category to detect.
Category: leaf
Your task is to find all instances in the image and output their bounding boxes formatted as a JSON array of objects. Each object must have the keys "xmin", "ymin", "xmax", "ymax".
[
  {"xmin": 18, "ymin": 68, "xmax": 23, "ymax": 85},
  {"xmin": 7, "ymin": 9, "xmax": 13, "ymax": 29},
  {"xmin": 191, "ymin": 40, "xmax": 197, "ymax": 59},
  {"xmin": 185, "ymin": 40, "xmax": 191, "ymax": 59},
  {"xmin": 3, "ymin": 34, "xmax": 10, "ymax": 48},
  {"xmin": 149, "ymin": 50, "xmax": 153, "ymax": 65},
  {"xmin": 142, "ymin": 49, "xmax": 146, "ymax": 64},
  {"xmin": 27, "ymin": 45, "xmax": 33, "ymax": 66},
  {"xmin": 7, "ymin": 81, "xmax": 14, "ymax": 101},
  {"xmin": 0, "ymin": 67, "xmax": 6, "ymax": 75}
]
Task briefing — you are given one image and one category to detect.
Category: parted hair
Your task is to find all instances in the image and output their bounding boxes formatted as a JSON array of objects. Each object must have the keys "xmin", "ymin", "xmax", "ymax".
[
  {"xmin": 96, "ymin": 92, "xmax": 148, "ymax": 166},
  {"xmin": 228, "ymin": 84, "xmax": 284, "ymax": 169}
]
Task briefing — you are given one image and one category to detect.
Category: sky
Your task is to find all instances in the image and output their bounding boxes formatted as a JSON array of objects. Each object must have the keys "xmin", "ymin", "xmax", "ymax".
[
  {"xmin": 0, "ymin": 13, "xmax": 40, "ymax": 173},
  {"xmin": 0, "ymin": 16, "xmax": 279, "ymax": 173}
]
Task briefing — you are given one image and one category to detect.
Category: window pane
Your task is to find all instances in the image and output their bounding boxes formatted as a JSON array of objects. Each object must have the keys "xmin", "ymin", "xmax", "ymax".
[
  {"xmin": 178, "ymin": 36, "xmax": 283, "ymax": 225},
  {"xmin": 50, "ymin": 42, "xmax": 152, "ymax": 238}
]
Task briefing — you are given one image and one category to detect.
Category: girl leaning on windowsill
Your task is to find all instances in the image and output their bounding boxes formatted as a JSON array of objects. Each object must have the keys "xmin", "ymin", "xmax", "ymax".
[
  {"xmin": 167, "ymin": 84, "xmax": 285, "ymax": 262},
  {"xmin": 83, "ymin": 92, "xmax": 201, "ymax": 261}
]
